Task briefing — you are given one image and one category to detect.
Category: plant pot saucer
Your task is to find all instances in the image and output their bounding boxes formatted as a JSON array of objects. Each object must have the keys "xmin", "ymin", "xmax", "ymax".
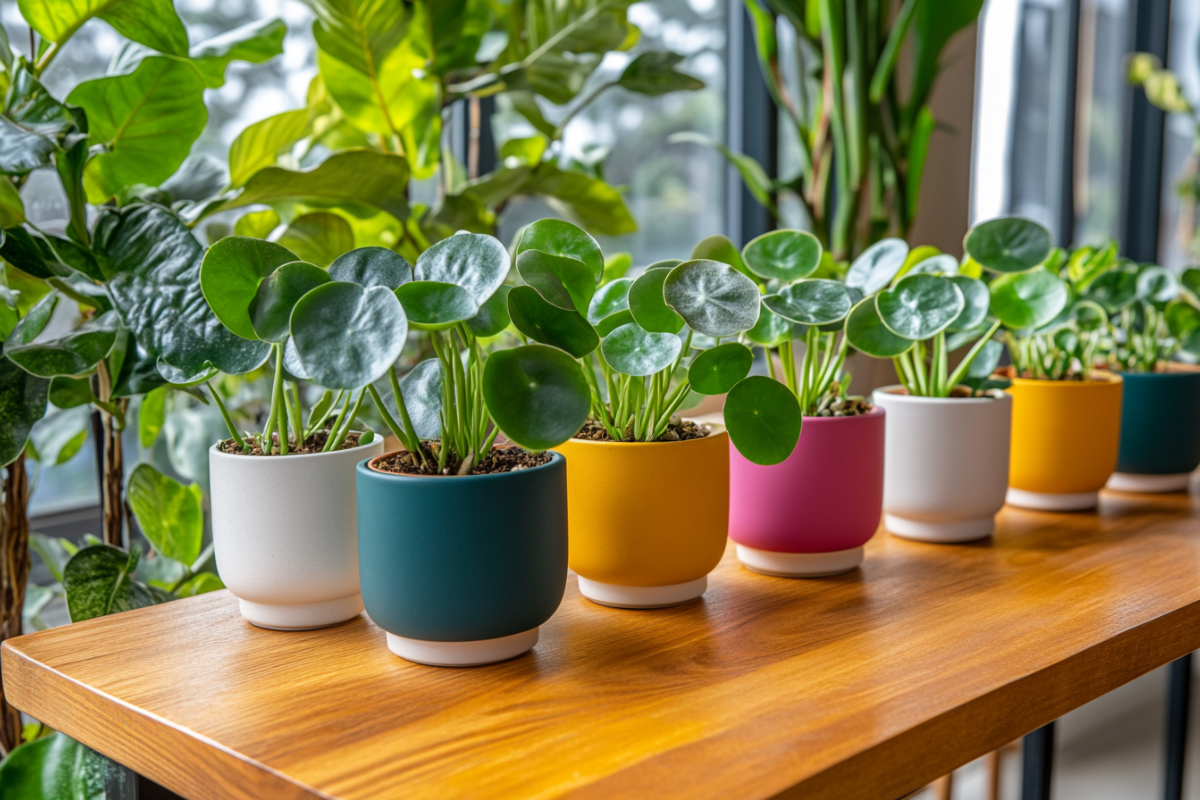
[
  {"xmin": 885, "ymin": 514, "xmax": 993, "ymax": 544},
  {"xmin": 1006, "ymin": 488, "xmax": 1099, "ymax": 511},
  {"xmin": 576, "ymin": 576, "xmax": 706, "ymax": 608},
  {"xmin": 386, "ymin": 628, "xmax": 539, "ymax": 667},
  {"xmin": 239, "ymin": 595, "xmax": 364, "ymax": 631},
  {"xmin": 1106, "ymin": 471, "xmax": 1193, "ymax": 493},
  {"xmin": 735, "ymin": 544, "xmax": 863, "ymax": 578}
]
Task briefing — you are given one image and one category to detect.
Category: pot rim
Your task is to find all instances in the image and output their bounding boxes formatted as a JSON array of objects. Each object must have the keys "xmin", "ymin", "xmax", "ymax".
[
  {"xmin": 364, "ymin": 448, "xmax": 563, "ymax": 480},
  {"xmin": 872, "ymin": 386, "xmax": 1012, "ymax": 405},
  {"xmin": 1008, "ymin": 370, "xmax": 1122, "ymax": 387},
  {"xmin": 209, "ymin": 434, "xmax": 379, "ymax": 461},
  {"xmin": 799, "ymin": 404, "xmax": 886, "ymax": 421},
  {"xmin": 1112, "ymin": 367, "xmax": 1200, "ymax": 379},
  {"xmin": 558, "ymin": 419, "xmax": 727, "ymax": 448}
]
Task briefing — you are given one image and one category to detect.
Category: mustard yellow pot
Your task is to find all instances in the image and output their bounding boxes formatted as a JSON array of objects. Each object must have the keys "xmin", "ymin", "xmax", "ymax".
[
  {"xmin": 552, "ymin": 424, "xmax": 730, "ymax": 608},
  {"xmin": 1006, "ymin": 373, "xmax": 1123, "ymax": 511}
]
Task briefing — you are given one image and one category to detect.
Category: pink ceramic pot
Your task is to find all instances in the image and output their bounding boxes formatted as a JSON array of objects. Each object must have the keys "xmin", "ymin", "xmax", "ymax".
[{"xmin": 728, "ymin": 407, "xmax": 885, "ymax": 577}]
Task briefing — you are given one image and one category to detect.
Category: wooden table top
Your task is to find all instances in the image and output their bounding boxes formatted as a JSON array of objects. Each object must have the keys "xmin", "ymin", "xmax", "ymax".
[{"xmin": 6, "ymin": 488, "xmax": 1200, "ymax": 800}]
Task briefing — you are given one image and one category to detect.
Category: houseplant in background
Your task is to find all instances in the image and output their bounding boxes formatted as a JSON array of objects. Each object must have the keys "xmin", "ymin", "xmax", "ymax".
[
  {"xmin": 358, "ymin": 230, "xmax": 591, "ymax": 666},
  {"xmin": 721, "ymin": 229, "xmax": 884, "ymax": 577},
  {"xmin": 966, "ymin": 219, "xmax": 1124, "ymax": 511},
  {"xmin": 848, "ymin": 240, "xmax": 1013, "ymax": 543}
]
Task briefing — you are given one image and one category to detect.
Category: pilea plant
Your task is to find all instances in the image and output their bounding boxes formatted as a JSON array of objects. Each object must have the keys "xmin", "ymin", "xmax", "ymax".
[{"xmin": 1087, "ymin": 261, "xmax": 1200, "ymax": 373}]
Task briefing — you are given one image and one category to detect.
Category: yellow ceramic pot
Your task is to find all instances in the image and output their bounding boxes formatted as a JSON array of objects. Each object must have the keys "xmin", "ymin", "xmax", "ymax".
[
  {"xmin": 1006, "ymin": 372, "xmax": 1123, "ymax": 511},
  {"xmin": 553, "ymin": 424, "xmax": 729, "ymax": 608}
]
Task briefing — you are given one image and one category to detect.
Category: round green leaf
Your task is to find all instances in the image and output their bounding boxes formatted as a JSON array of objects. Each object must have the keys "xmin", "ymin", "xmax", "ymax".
[
  {"xmin": 384, "ymin": 358, "xmax": 443, "ymax": 441},
  {"xmin": 516, "ymin": 249, "xmax": 596, "ymax": 315},
  {"xmin": 291, "ymin": 283, "xmax": 408, "ymax": 389},
  {"xmin": 482, "ymin": 344, "xmax": 591, "ymax": 450},
  {"xmin": 844, "ymin": 298, "xmax": 914, "ymax": 357},
  {"xmin": 4, "ymin": 310, "xmax": 121, "ymax": 377},
  {"xmin": 629, "ymin": 266, "xmax": 685, "ymax": 334},
  {"xmin": 845, "ymin": 238, "xmax": 909, "ymax": 295},
  {"xmin": 1072, "ymin": 299, "xmax": 1108, "ymax": 333},
  {"xmin": 877, "ymin": 274, "xmax": 965, "ymax": 340},
  {"xmin": 745, "ymin": 302, "xmax": 799, "ymax": 347},
  {"xmin": 964, "ymin": 217, "xmax": 1053, "ymax": 273},
  {"xmin": 724, "ymin": 376, "xmax": 802, "ymax": 466},
  {"xmin": 515, "ymin": 219, "xmax": 603, "ymax": 285},
  {"xmin": 763, "ymin": 279, "xmax": 853, "ymax": 325},
  {"xmin": 907, "ymin": 254, "xmax": 959, "ymax": 276},
  {"xmin": 989, "ymin": 268, "xmax": 1070, "ymax": 330},
  {"xmin": 1137, "ymin": 266, "xmax": 1178, "ymax": 305},
  {"xmin": 691, "ymin": 235, "xmax": 749, "ymax": 278},
  {"xmin": 1085, "ymin": 268, "xmax": 1139, "ymax": 312},
  {"xmin": 595, "ymin": 309, "xmax": 635, "ymax": 338},
  {"xmin": 413, "ymin": 232, "xmax": 510, "ymax": 307},
  {"xmin": 466, "ymin": 285, "xmax": 512, "ymax": 338},
  {"xmin": 663, "ymin": 259, "xmax": 761, "ymax": 337},
  {"xmin": 276, "ymin": 212, "xmax": 355, "ymax": 268},
  {"xmin": 329, "ymin": 246, "xmax": 412, "ymax": 289},
  {"xmin": 601, "ymin": 322, "xmax": 683, "ymax": 376},
  {"xmin": 127, "ymin": 463, "xmax": 203, "ymax": 566},
  {"xmin": 249, "ymin": 261, "xmax": 330, "ymax": 343},
  {"xmin": 947, "ymin": 275, "xmax": 989, "ymax": 331},
  {"xmin": 689, "ymin": 342, "xmax": 753, "ymax": 395},
  {"xmin": 200, "ymin": 236, "xmax": 299, "ymax": 340},
  {"xmin": 741, "ymin": 229, "xmax": 822, "ymax": 282},
  {"xmin": 0, "ymin": 356, "xmax": 49, "ymax": 466},
  {"xmin": 588, "ymin": 278, "xmax": 632, "ymax": 324},
  {"xmin": 394, "ymin": 281, "xmax": 479, "ymax": 331},
  {"xmin": 282, "ymin": 337, "xmax": 309, "ymax": 380},
  {"xmin": 508, "ymin": 286, "xmax": 599, "ymax": 358}
]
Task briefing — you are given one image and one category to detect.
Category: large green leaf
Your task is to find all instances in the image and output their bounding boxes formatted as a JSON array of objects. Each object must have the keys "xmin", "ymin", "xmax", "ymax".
[
  {"xmin": 27, "ymin": 405, "xmax": 88, "ymax": 466},
  {"xmin": 763, "ymin": 279, "xmax": 853, "ymax": 326},
  {"xmin": 845, "ymin": 238, "xmax": 909, "ymax": 296},
  {"xmin": 67, "ymin": 57, "xmax": 207, "ymax": 204},
  {"xmin": 0, "ymin": 354, "xmax": 50, "ymax": 466},
  {"xmin": 745, "ymin": 303, "xmax": 799, "ymax": 347},
  {"xmin": 329, "ymin": 246, "xmax": 411, "ymax": 289},
  {"xmin": 138, "ymin": 385, "xmax": 167, "ymax": 449},
  {"xmin": 413, "ymin": 232, "xmax": 510, "ymax": 307},
  {"xmin": 521, "ymin": 164, "xmax": 637, "ymax": 236},
  {"xmin": 291, "ymin": 282, "xmax": 407, "ymax": 389},
  {"xmin": 629, "ymin": 266, "xmax": 685, "ymax": 334},
  {"xmin": 4, "ymin": 310, "xmax": 120, "ymax": 377},
  {"xmin": 189, "ymin": 18, "xmax": 287, "ymax": 88},
  {"xmin": 19, "ymin": 0, "xmax": 189, "ymax": 55},
  {"xmin": 304, "ymin": 0, "xmax": 408, "ymax": 77},
  {"xmin": 964, "ymin": 217, "xmax": 1053, "ymax": 274},
  {"xmin": 199, "ymin": 236, "xmax": 300, "ymax": 341},
  {"xmin": 127, "ymin": 463, "xmax": 202, "ymax": 565},
  {"xmin": 601, "ymin": 322, "xmax": 682, "ymax": 376},
  {"xmin": 517, "ymin": 250, "xmax": 596, "ymax": 316},
  {"xmin": 947, "ymin": 275, "xmax": 990, "ymax": 331},
  {"xmin": 0, "ymin": 732, "xmax": 111, "ymax": 800},
  {"xmin": 228, "ymin": 108, "xmax": 311, "ymax": 187},
  {"xmin": 515, "ymin": 219, "xmax": 604, "ymax": 284},
  {"xmin": 95, "ymin": 204, "xmax": 272, "ymax": 376},
  {"xmin": 0, "ymin": 177, "xmax": 24, "ymax": 227},
  {"xmin": 250, "ymin": 261, "xmax": 330, "ymax": 343},
  {"xmin": 276, "ymin": 212, "xmax": 355, "ymax": 268},
  {"xmin": 689, "ymin": 342, "xmax": 753, "ymax": 395},
  {"xmin": 383, "ymin": 358, "xmax": 442, "ymax": 441},
  {"xmin": 0, "ymin": 65, "xmax": 81, "ymax": 176},
  {"xmin": 617, "ymin": 51, "xmax": 704, "ymax": 95},
  {"xmin": 742, "ymin": 229, "xmax": 822, "ymax": 282},
  {"xmin": 482, "ymin": 344, "xmax": 590, "ymax": 451},
  {"xmin": 233, "ymin": 209, "xmax": 280, "ymax": 240},
  {"xmin": 989, "ymin": 268, "xmax": 1069, "ymax": 330},
  {"xmin": 64, "ymin": 544, "xmax": 157, "ymax": 622},
  {"xmin": 877, "ymin": 274, "xmax": 964, "ymax": 340},
  {"xmin": 724, "ymin": 375, "xmax": 802, "ymax": 466},
  {"xmin": 394, "ymin": 281, "xmax": 478, "ymax": 330},
  {"xmin": 845, "ymin": 297, "xmax": 913, "ymax": 357},
  {"xmin": 508, "ymin": 285, "xmax": 599, "ymax": 358},
  {"xmin": 663, "ymin": 259, "xmax": 760, "ymax": 337},
  {"xmin": 466, "ymin": 285, "xmax": 512, "ymax": 338},
  {"xmin": 691, "ymin": 234, "xmax": 751, "ymax": 279},
  {"xmin": 911, "ymin": 0, "xmax": 985, "ymax": 116},
  {"xmin": 587, "ymin": 278, "xmax": 632, "ymax": 324}
]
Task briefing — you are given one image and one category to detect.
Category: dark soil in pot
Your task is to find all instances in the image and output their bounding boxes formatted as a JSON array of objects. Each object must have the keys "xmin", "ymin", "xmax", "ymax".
[
  {"xmin": 573, "ymin": 419, "xmax": 710, "ymax": 442},
  {"xmin": 372, "ymin": 445, "xmax": 551, "ymax": 476},
  {"xmin": 218, "ymin": 430, "xmax": 362, "ymax": 456}
]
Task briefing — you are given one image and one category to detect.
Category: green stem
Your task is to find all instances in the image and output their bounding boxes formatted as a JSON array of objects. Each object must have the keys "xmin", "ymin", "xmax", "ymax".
[
  {"xmin": 946, "ymin": 320, "xmax": 1003, "ymax": 390},
  {"xmin": 274, "ymin": 346, "xmax": 288, "ymax": 455},
  {"xmin": 322, "ymin": 391, "xmax": 353, "ymax": 453},
  {"xmin": 369, "ymin": 384, "xmax": 409, "ymax": 446},
  {"xmin": 206, "ymin": 382, "xmax": 245, "ymax": 450},
  {"xmin": 328, "ymin": 388, "xmax": 366, "ymax": 453},
  {"xmin": 388, "ymin": 369, "xmax": 427, "ymax": 466}
]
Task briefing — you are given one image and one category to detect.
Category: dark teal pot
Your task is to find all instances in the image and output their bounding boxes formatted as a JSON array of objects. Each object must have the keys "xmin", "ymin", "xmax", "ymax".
[
  {"xmin": 1116, "ymin": 370, "xmax": 1200, "ymax": 475},
  {"xmin": 355, "ymin": 452, "xmax": 568, "ymax": 643}
]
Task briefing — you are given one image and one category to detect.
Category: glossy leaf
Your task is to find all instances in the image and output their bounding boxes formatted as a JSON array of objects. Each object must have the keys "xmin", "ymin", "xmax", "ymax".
[
  {"xmin": 877, "ymin": 275, "xmax": 964, "ymax": 340},
  {"xmin": 282, "ymin": 337, "xmax": 310, "ymax": 380},
  {"xmin": 200, "ymin": 236, "xmax": 299, "ymax": 341},
  {"xmin": 517, "ymin": 249, "xmax": 596, "ymax": 315},
  {"xmin": 691, "ymin": 234, "xmax": 751, "ymax": 279},
  {"xmin": 964, "ymin": 217, "xmax": 1053, "ymax": 273},
  {"xmin": 127, "ymin": 463, "xmax": 203, "ymax": 566},
  {"xmin": 906, "ymin": 253, "xmax": 958, "ymax": 277},
  {"xmin": 763, "ymin": 279, "xmax": 853, "ymax": 325},
  {"xmin": 845, "ymin": 238, "xmax": 909, "ymax": 296},
  {"xmin": 394, "ymin": 281, "xmax": 478, "ymax": 330},
  {"xmin": 4, "ymin": 311, "xmax": 120, "ymax": 377},
  {"xmin": 618, "ymin": 51, "xmax": 704, "ymax": 95},
  {"xmin": 63, "ymin": 544, "xmax": 156, "ymax": 623},
  {"xmin": 601, "ymin": 322, "xmax": 682, "ymax": 377},
  {"xmin": 466, "ymin": 285, "xmax": 512, "ymax": 338},
  {"xmin": 947, "ymin": 275, "xmax": 989, "ymax": 331},
  {"xmin": 482, "ymin": 344, "xmax": 590, "ymax": 451},
  {"xmin": 0, "ymin": 732, "xmax": 110, "ymax": 799},
  {"xmin": 741, "ymin": 229, "xmax": 822, "ymax": 282},
  {"xmin": 228, "ymin": 108, "xmax": 310, "ymax": 186},
  {"xmin": 276, "ymin": 212, "xmax": 355, "ymax": 268},
  {"xmin": 745, "ymin": 303, "xmax": 799, "ymax": 347},
  {"xmin": 989, "ymin": 268, "xmax": 1070, "ymax": 330},
  {"xmin": 689, "ymin": 342, "xmax": 753, "ymax": 395},
  {"xmin": 629, "ymin": 266, "xmax": 685, "ymax": 334},
  {"xmin": 49, "ymin": 376, "xmax": 94, "ymax": 409},
  {"xmin": 19, "ymin": 0, "xmax": 188, "ymax": 55},
  {"xmin": 595, "ymin": 309, "xmax": 635, "ymax": 338},
  {"xmin": 384, "ymin": 358, "xmax": 443, "ymax": 442},
  {"xmin": 663, "ymin": 259, "xmax": 761, "ymax": 337},
  {"xmin": 0, "ymin": 355, "xmax": 49, "ymax": 466},
  {"xmin": 724, "ymin": 375, "xmax": 802, "ymax": 466},
  {"xmin": 250, "ymin": 261, "xmax": 330, "ymax": 343},
  {"xmin": 414, "ymin": 232, "xmax": 510, "ymax": 307},
  {"xmin": 28, "ymin": 407, "xmax": 89, "ymax": 466},
  {"xmin": 189, "ymin": 17, "xmax": 287, "ymax": 88},
  {"xmin": 587, "ymin": 278, "xmax": 632, "ymax": 324},
  {"xmin": 515, "ymin": 219, "xmax": 604, "ymax": 285},
  {"xmin": 138, "ymin": 386, "xmax": 167, "ymax": 449},
  {"xmin": 520, "ymin": 163, "xmax": 637, "ymax": 236},
  {"xmin": 507, "ymin": 286, "xmax": 599, "ymax": 358},
  {"xmin": 291, "ymin": 283, "xmax": 408, "ymax": 389},
  {"xmin": 845, "ymin": 298, "xmax": 914, "ymax": 357},
  {"xmin": 329, "ymin": 246, "xmax": 411, "ymax": 289},
  {"xmin": 602, "ymin": 252, "xmax": 633, "ymax": 282},
  {"xmin": 967, "ymin": 339, "xmax": 1005, "ymax": 379}
]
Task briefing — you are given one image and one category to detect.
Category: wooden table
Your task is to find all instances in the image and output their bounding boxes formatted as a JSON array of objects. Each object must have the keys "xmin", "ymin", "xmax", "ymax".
[{"xmin": 6, "ymin": 488, "xmax": 1200, "ymax": 800}]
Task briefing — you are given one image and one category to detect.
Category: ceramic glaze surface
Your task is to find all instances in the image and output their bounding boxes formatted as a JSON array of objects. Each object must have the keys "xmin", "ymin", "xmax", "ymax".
[
  {"xmin": 209, "ymin": 439, "xmax": 382, "ymax": 626},
  {"xmin": 1007, "ymin": 374, "xmax": 1123, "ymax": 495},
  {"xmin": 728, "ymin": 409, "xmax": 884, "ymax": 554},
  {"xmin": 553, "ymin": 426, "xmax": 729, "ymax": 587},
  {"xmin": 873, "ymin": 390, "xmax": 1010, "ymax": 540},
  {"xmin": 356, "ymin": 453, "xmax": 567, "ymax": 643},
  {"xmin": 1115, "ymin": 370, "xmax": 1200, "ymax": 476}
]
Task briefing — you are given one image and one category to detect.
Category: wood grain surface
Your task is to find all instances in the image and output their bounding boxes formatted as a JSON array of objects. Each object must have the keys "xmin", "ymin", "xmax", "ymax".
[{"xmin": 6, "ymin": 488, "xmax": 1200, "ymax": 800}]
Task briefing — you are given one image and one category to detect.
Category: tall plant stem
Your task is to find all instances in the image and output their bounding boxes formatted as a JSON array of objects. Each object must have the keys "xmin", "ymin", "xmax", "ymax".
[
  {"xmin": 207, "ymin": 382, "xmax": 245, "ymax": 449},
  {"xmin": 385, "ymin": 371, "xmax": 427, "ymax": 466},
  {"xmin": 272, "ymin": 345, "xmax": 288, "ymax": 456},
  {"xmin": 95, "ymin": 360, "xmax": 126, "ymax": 548},
  {"xmin": 0, "ymin": 454, "xmax": 30, "ymax": 755}
]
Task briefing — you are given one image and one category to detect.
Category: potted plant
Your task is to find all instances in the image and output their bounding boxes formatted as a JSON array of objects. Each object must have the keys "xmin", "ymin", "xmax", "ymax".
[
  {"xmin": 966, "ymin": 219, "xmax": 1124, "ymax": 511},
  {"xmin": 357, "ymin": 230, "xmax": 591, "ymax": 666},
  {"xmin": 1095, "ymin": 262, "xmax": 1200, "ymax": 492},
  {"xmin": 713, "ymin": 230, "xmax": 880, "ymax": 576},
  {"xmin": 505, "ymin": 220, "xmax": 775, "ymax": 608},
  {"xmin": 846, "ymin": 245, "xmax": 1013, "ymax": 543},
  {"xmin": 199, "ymin": 238, "xmax": 411, "ymax": 630}
]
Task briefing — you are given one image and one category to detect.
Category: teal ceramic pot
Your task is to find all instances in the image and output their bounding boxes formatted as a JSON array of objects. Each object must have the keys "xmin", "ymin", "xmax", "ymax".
[
  {"xmin": 356, "ymin": 451, "xmax": 568, "ymax": 666},
  {"xmin": 1109, "ymin": 370, "xmax": 1200, "ymax": 493}
]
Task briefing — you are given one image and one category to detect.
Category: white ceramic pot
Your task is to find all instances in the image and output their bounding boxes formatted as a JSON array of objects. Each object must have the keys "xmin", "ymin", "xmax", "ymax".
[
  {"xmin": 872, "ymin": 388, "xmax": 1012, "ymax": 543},
  {"xmin": 210, "ymin": 438, "xmax": 382, "ymax": 630}
]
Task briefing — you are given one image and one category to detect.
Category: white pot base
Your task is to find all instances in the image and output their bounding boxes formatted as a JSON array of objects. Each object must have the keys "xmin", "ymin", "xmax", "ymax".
[
  {"xmin": 885, "ymin": 514, "xmax": 994, "ymax": 544},
  {"xmin": 577, "ymin": 576, "xmax": 706, "ymax": 608},
  {"xmin": 386, "ymin": 628, "xmax": 539, "ymax": 667},
  {"xmin": 239, "ymin": 594, "xmax": 363, "ymax": 631},
  {"xmin": 1107, "ymin": 471, "xmax": 1193, "ymax": 493},
  {"xmin": 1006, "ymin": 488, "xmax": 1099, "ymax": 511},
  {"xmin": 736, "ymin": 544, "xmax": 864, "ymax": 577}
]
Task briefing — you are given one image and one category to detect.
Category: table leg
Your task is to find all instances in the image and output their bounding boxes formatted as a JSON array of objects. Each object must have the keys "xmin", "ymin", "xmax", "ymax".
[
  {"xmin": 1021, "ymin": 722, "xmax": 1055, "ymax": 800},
  {"xmin": 933, "ymin": 773, "xmax": 953, "ymax": 800},
  {"xmin": 1164, "ymin": 653, "xmax": 1193, "ymax": 800},
  {"xmin": 986, "ymin": 749, "xmax": 1002, "ymax": 800}
]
